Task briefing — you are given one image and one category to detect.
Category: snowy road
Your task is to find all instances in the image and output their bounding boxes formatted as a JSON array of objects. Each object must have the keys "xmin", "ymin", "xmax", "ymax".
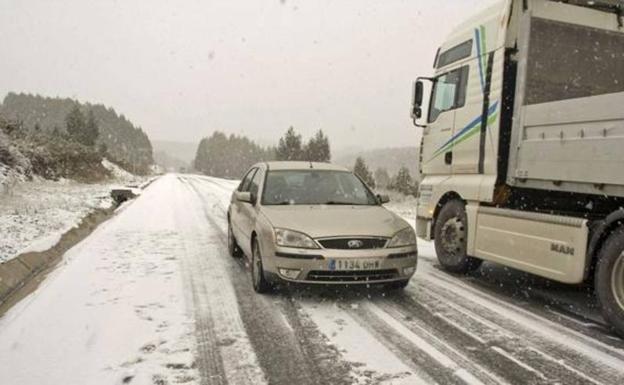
[{"xmin": 2, "ymin": 174, "xmax": 624, "ymax": 385}]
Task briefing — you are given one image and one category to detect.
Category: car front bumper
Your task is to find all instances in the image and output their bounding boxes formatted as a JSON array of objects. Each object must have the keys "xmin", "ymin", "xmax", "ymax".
[{"xmin": 263, "ymin": 245, "xmax": 418, "ymax": 285}]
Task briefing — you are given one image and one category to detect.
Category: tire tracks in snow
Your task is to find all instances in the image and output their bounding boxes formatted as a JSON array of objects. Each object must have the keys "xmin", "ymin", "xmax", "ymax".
[
  {"xmin": 181, "ymin": 174, "xmax": 624, "ymax": 385},
  {"xmin": 174, "ymin": 177, "xmax": 265, "ymax": 385},
  {"xmin": 416, "ymin": 273, "xmax": 624, "ymax": 384},
  {"xmin": 180, "ymin": 176, "xmax": 354, "ymax": 385}
]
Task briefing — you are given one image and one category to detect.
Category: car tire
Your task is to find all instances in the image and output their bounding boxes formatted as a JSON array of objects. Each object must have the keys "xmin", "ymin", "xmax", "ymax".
[
  {"xmin": 228, "ymin": 220, "xmax": 242, "ymax": 258},
  {"xmin": 252, "ymin": 239, "xmax": 272, "ymax": 294},
  {"xmin": 434, "ymin": 200, "xmax": 482, "ymax": 274},
  {"xmin": 595, "ymin": 227, "xmax": 624, "ymax": 338}
]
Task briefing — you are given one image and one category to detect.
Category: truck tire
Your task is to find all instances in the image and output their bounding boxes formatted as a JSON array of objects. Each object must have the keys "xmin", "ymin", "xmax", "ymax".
[
  {"xmin": 595, "ymin": 227, "xmax": 624, "ymax": 337},
  {"xmin": 434, "ymin": 200, "xmax": 482, "ymax": 274}
]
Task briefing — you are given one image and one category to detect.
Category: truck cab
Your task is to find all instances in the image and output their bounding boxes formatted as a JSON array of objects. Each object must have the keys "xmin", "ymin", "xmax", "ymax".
[{"xmin": 411, "ymin": 0, "xmax": 624, "ymax": 336}]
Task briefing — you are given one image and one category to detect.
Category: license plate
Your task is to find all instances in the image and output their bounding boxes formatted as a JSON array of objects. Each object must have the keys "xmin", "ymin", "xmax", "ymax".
[{"xmin": 328, "ymin": 259, "xmax": 381, "ymax": 271}]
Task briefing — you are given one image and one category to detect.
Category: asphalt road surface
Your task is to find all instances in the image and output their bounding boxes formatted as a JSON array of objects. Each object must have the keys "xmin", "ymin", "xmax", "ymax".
[{"xmin": 1, "ymin": 174, "xmax": 623, "ymax": 385}]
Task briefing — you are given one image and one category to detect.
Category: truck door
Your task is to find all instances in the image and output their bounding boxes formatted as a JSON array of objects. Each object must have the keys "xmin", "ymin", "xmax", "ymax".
[
  {"xmin": 448, "ymin": 64, "xmax": 485, "ymax": 175},
  {"xmin": 421, "ymin": 67, "xmax": 468, "ymax": 175}
]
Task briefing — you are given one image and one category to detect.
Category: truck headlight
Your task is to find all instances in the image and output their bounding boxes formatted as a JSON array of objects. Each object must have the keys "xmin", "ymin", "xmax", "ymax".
[
  {"xmin": 387, "ymin": 227, "xmax": 417, "ymax": 248},
  {"xmin": 274, "ymin": 228, "xmax": 319, "ymax": 249}
]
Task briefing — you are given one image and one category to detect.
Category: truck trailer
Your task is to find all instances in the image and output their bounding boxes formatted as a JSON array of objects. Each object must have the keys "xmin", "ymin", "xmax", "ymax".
[{"xmin": 411, "ymin": 0, "xmax": 624, "ymax": 336}]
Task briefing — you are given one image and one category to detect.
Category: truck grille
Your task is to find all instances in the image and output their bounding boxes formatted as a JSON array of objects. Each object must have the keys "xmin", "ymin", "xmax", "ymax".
[
  {"xmin": 306, "ymin": 269, "xmax": 398, "ymax": 282},
  {"xmin": 317, "ymin": 238, "xmax": 387, "ymax": 250}
]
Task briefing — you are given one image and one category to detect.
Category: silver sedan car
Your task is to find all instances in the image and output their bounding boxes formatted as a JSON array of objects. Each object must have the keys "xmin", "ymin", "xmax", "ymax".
[{"xmin": 227, "ymin": 161, "xmax": 418, "ymax": 293}]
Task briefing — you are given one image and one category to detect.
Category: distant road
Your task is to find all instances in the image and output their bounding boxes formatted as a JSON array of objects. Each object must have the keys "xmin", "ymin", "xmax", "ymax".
[{"xmin": 1, "ymin": 174, "xmax": 623, "ymax": 385}]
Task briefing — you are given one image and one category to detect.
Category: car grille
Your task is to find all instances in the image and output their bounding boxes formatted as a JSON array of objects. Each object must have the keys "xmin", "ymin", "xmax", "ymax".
[
  {"xmin": 306, "ymin": 269, "xmax": 398, "ymax": 282},
  {"xmin": 317, "ymin": 237, "xmax": 388, "ymax": 250}
]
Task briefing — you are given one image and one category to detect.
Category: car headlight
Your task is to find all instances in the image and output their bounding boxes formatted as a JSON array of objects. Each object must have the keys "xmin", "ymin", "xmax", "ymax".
[
  {"xmin": 387, "ymin": 227, "xmax": 417, "ymax": 248},
  {"xmin": 274, "ymin": 228, "xmax": 319, "ymax": 249}
]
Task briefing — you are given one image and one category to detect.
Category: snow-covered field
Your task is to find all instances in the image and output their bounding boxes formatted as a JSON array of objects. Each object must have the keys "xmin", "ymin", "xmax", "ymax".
[
  {"xmin": 0, "ymin": 179, "xmax": 114, "ymax": 262},
  {"xmin": 1, "ymin": 174, "xmax": 623, "ymax": 385},
  {"xmin": 0, "ymin": 159, "xmax": 148, "ymax": 263}
]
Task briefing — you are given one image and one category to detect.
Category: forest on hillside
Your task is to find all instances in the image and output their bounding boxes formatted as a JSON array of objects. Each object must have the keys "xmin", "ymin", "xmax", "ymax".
[
  {"xmin": 193, "ymin": 127, "xmax": 418, "ymax": 196},
  {"xmin": 0, "ymin": 93, "xmax": 153, "ymax": 174}
]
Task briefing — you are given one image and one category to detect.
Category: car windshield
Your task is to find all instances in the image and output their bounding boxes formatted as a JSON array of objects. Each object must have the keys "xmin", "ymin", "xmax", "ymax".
[{"xmin": 262, "ymin": 170, "xmax": 378, "ymax": 206}]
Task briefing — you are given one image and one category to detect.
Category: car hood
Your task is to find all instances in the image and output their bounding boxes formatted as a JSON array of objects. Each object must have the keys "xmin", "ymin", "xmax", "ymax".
[{"xmin": 260, "ymin": 205, "xmax": 410, "ymax": 239}]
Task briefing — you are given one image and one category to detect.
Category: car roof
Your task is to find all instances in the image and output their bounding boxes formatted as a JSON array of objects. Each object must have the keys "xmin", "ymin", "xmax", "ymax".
[{"xmin": 263, "ymin": 161, "xmax": 349, "ymax": 172}]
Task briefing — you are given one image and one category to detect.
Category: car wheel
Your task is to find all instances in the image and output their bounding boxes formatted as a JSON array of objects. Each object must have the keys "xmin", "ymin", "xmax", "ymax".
[
  {"xmin": 434, "ymin": 200, "xmax": 482, "ymax": 274},
  {"xmin": 595, "ymin": 227, "xmax": 624, "ymax": 338},
  {"xmin": 252, "ymin": 239, "xmax": 272, "ymax": 293},
  {"xmin": 228, "ymin": 220, "xmax": 242, "ymax": 258}
]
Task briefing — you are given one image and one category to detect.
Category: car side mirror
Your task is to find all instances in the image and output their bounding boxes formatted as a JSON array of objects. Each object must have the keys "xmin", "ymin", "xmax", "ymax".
[
  {"xmin": 235, "ymin": 191, "xmax": 252, "ymax": 203},
  {"xmin": 377, "ymin": 194, "xmax": 390, "ymax": 204}
]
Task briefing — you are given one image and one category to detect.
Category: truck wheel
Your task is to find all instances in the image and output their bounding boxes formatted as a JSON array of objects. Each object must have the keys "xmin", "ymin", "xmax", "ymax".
[
  {"xmin": 434, "ymin": 200, "xmax": 482, "ymax": 274},
  {"xmin": 595, "ymin": 228, "xmax": 624, "ymax": 337},
  {"xmin": 227, "ymin": 220, "xmax": 242, "ymax": 258}
]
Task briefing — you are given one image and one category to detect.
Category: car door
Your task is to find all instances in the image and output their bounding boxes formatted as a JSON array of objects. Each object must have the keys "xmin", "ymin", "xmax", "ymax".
[
  {"xmin": 238, "ymin": 167, "xmax": 264, "ymax": 256},
  {"xmin": 231, "ymin": 167, "xmax": 257, "ymax": 248},
  {"xmin": 421, "ymin": 68, "xmax": 466, "ymax": 176}
]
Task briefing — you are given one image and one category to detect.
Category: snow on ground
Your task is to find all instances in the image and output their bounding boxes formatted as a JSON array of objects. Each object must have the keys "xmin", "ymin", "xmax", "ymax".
[
  {"xmin": 2, "ymin": 174, "xmax": 624, "ymax": 385},
  {"xmin": 0, "ymin": 179, "xmax": 115, "ymax": 262},
  {"xmin": 0, "ymin": 156, "xmax": 152, "ymax": 263},
  {"xmin": 102, "ymin": 158, "xmax": 138, "ymax": 182},
  {"xmin": 0, "ymin": 176, "xmax": 198, "ymax": 385}
]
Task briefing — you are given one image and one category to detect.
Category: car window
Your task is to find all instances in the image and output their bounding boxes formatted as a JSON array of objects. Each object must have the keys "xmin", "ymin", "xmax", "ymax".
[
  {"xmin": 249, "ymin": 168, "xmax": 263, "ymax": 199},
  {"xmin": 428, "ymin": 65, "xmax": 468, "ymax": 122},
  {"xmin": 261, "ymin": 170, "xmax": 378, "ymax": 205},
  {"xmin": 238, "ymin": 168, "xmax": 257, "ymax": 192}
]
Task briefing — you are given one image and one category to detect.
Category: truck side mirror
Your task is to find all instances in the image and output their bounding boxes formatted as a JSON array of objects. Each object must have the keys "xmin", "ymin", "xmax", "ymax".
[
  {"xmin": 412, "ymin": 80, "xmax": 424, "ymax": 122},
  {"xmin": 414, "ymin": 80, "xmax": 424, "ymax": 107},
  {"xmin": 412, "ymin": 79, "xmax": 432, "ymax": 128}
]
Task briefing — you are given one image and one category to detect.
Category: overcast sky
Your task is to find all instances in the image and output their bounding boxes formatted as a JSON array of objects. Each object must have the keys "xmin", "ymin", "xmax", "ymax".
[{"xmin": 0, "ymin": 0, "xmax": 497, "ymax": 151}]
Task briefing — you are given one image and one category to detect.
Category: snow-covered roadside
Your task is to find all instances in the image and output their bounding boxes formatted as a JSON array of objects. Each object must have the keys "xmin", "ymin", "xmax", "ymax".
[
  {"xmin": 0, "ymin": 179, "xmax": 115, "ymax": 262},
  {"xmin": 0, "ymin": 156, "xmax": 153, "ymax": 263},
  {"xmin": 0, "ymin": 176, "xmax": 198, "ymax": 385}
]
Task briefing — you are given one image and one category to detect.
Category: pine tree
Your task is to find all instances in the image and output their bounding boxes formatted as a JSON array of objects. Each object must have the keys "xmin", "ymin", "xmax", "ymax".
[
  {"xmin": 353, "ymin": 157, "xmax": 376, "ymax": 189},
  {"xmin": 193, "ymin": 131, "xmax": 274, "ymax": 178},
  {"xmin": 304, "ymin": 129, "xmax": 331, "ymax": 162},
  {"xmin": 374, "ymin": 167, "xmax": 390, "ymax": 189},
  {"xmin": 84, "ymin": 110, "xmax": 99, "ymax": 147},
  {"xmin": 65, "ymin": 106, "xmax": 86, "ymax": 143},
  {"xmin": 391, "ymin": 166, "xmax": 417, "ymax": 196},
  {"xmin": 276, "ymin": 127, "xmax": 303, "ymax": 161}
]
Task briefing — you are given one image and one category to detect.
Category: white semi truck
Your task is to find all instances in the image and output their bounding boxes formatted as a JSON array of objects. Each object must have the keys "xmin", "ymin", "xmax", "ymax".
[{"xmin": 411, "ymin": 0, "xmax": 624, "ymax": 336}]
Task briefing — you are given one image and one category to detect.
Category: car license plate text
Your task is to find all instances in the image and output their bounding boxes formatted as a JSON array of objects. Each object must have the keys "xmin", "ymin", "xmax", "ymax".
[{"xmin": 328, "ymin": 259, "xmax": 380, "ymax": 271}]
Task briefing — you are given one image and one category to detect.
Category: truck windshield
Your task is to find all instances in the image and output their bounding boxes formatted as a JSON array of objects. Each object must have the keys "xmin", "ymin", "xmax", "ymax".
[{"xmin": 261, "ymin": 170, "xmax": 378, "ymax": 206}]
